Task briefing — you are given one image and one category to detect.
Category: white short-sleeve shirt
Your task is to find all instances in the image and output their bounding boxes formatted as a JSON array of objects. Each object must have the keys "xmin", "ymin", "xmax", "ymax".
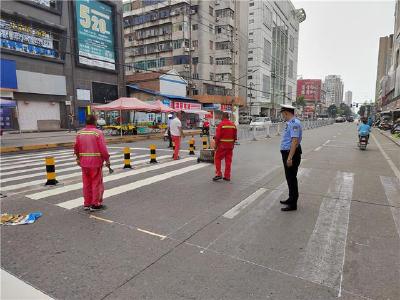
[{"xmin": 169, "ymin": 118, "xmax": 182, "ymax": 136}]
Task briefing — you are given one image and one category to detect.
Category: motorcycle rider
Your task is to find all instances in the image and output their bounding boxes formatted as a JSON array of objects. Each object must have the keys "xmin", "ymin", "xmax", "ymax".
[{"xmin": 358, "ymin": 118, "xmax": 371, "ymax": 142}]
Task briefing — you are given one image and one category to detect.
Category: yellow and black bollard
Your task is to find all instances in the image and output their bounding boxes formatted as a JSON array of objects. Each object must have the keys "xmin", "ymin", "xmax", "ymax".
[
  {"xmin": 150, "ymin": 144, "xmax": 158, "ymax": 163},
  {"xmin": 123, "ymin": 147, "xmax": 132, "ymax": 169},
  {"xmin": 45, "ymin": 157, "xmax": 58, "ymax": 185},
  {"xmin": 202, "ymin": 136, "xmax": 208, "ymax": 150},
  {"xmin": 189, "ymin": 138, "xmax": 195, "ymax": 155}
]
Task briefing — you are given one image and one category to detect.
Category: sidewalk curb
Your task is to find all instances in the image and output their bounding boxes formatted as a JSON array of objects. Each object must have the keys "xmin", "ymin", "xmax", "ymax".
[
  {"xmin": 377, "ymin": 129, "xmax": 400, "ymax": 146},
  {"xmin": 0, "ymin": 130, "xmax": 201, "ymax": 154}
]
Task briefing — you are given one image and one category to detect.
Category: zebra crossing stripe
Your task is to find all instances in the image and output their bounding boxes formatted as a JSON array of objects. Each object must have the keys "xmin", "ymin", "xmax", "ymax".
[
  {"xmin": 1, "ymin": 154, "xmax": 147, "ymax": 183},
  {"xmin": 380, "ymin": 176, "xmax": 400, "ymax": 238},
  {"xmin": 57, "ymin": 163, "xmax": 207, "ymax": 210},
  {"xmin": 1, "ymin": 155, "xmax": 172, "ymax": 192},
  {"xmin": 0, "ymin": 149, "xmax": 73, "ymax": 163},
  {"xmin": 293, "ymin": 171, "xmax": 354, "ymax": 294},
  {"xmin": 26, "ymin": 157, "xmax": 197, "ymax": 200},
  {"xmin": 0, "ymin": 151, "xmax": 121, "ymax": 171}
]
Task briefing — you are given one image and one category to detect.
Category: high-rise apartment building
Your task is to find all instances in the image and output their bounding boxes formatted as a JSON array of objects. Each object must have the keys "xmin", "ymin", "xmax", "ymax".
[
  {"xmin": 323, "ymin": 75, "xmax": 344, "ymax": 107},
  {"xmin": 345, "ymin": 90, "xmax": 352, "ymax": 107},
  {"xmin": 246, "ymin": 0, "xmax": 305, "ymax": 117},
  {"xmin": 123, "ymin": 0, "xmax": 248, "ymax": 103}
]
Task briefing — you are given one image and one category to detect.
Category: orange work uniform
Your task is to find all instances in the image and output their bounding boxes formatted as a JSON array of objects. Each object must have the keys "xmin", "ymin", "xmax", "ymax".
[{"xmin": 214, "ymin": 118, "xmax": 237, "ymax": 180}]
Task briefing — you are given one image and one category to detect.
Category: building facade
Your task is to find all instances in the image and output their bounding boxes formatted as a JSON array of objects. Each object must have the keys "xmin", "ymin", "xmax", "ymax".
[
  {"xmin": 323, "ymin": 75, "xmax": 343, "ymax": 107},
  {"xmin": 0, "ymin": 0, "xmax": 125, "ymax": 131},
  {"xmin": 246, "ymin": 0, "xmax": 305, "ymax": 117},
  {"xmin": 345, "ymin": 90, "xmax": 352, "ymax": 107},
  {"xmin": 375, "ymin": 35, "xmax": 393, "ymax": 110},
  {"xmin": 123, "ymin": 0, "xmax": 248, "ymax": 105}
]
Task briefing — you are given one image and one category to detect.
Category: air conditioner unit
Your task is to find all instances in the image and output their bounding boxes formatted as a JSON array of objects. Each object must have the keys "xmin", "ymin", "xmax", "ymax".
[
  {"xmin": 184, "ymin": 47, "xmax": 190, "ymax": 52},
  {"xmin": 190, "ymin": 47, "xmax": 195, "ymax": 51}
]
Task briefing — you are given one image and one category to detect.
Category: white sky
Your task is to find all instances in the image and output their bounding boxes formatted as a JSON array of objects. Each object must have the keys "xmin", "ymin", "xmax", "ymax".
[{"xmin": 291, "ymin": 0, "xmax": 395, "ymax": 102}]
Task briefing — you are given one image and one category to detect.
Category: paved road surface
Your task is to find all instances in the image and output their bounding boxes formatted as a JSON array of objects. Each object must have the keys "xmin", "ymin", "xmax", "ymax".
[{"xmin": 1, "ymin": 123, "xmax": 399, "ymax": 300}]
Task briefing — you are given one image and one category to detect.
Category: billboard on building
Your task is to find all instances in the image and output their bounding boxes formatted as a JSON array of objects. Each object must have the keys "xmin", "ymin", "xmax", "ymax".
[
  {"xmin": 75, "ymin": 0, "xmax": 116, "ymax": 70},
  {"xmin": 297, "ymin": 79, "xmax": 322, "ymax": 101}
]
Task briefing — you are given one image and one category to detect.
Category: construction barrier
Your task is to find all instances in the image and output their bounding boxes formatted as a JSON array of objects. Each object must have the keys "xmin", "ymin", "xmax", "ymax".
[
  {"xmin": 149, "ymin": 144, "xmax": 157, "ymax": 163},
  {"xmin": 189, "ymin": 138, "xmax": 195, "ymax": 155},
  {"xmin": 45, "ymin": 157, "xmax": 58, "ymax": 185},
  {"xmin": 202, "ymin": 136, "xmax": 208, "ymax": 150},
  {"xmin": 123, "ymin": 147, "xmax": 132, "ymax": 169}
]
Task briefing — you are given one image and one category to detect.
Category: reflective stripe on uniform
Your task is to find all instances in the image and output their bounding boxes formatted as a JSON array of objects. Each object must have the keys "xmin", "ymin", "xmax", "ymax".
[
  {"xmin": 220, "ymin": 139, "xmax": 235, "ymax": 142},
  {"xmin": 222, "ymin": 126, "xmax": 236, "ymax": 129},
  {"xmin": 79, "ymin": 153, "xmax": 101, "ymax": 157},
  {"xmin": 78, "ymin": 131, "xmax": 99, "ymax": 136}
]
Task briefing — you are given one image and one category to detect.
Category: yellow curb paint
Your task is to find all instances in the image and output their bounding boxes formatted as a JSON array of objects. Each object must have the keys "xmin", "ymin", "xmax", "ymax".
[{"xmin": 89, "ymin": 215, "xmax": 114, "ymax": 223}]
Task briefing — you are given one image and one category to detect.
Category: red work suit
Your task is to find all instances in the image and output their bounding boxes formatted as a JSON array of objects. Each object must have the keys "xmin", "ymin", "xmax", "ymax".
[
  {"xmin": 214, "ymin": 118, "xmax": 237, "ymax": 180},
  {"xmin": 74, "ymin": 125, "xmax": 110, "ymax": 207}
]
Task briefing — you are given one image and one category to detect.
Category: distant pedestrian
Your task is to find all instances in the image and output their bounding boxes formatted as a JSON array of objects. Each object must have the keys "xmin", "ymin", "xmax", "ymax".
[
  {"xmin": 213, "ymin": 112, "xmax": 237, "ymax": 182},
  {"xmin": 170, "ymin": 111, "xmax": 184, "ymax": 160},
  {"xmin": 74, "ymin": 115, "xmax": 110, "ymax": 211},
  {"xmin": 68, "ymin": 113, "xmax": 77, "ymax": 133},
  {"xmin": 167, "ymin": 113, "xmax": 173, "ymax": 148},
  {"xmin": 279, "ymin": 104, "xmax": 302, "ymax": 211}
]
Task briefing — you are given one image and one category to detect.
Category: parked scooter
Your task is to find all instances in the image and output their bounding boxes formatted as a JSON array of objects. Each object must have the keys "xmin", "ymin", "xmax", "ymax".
[{"xmin": 390, "ymin": 118, "xmax": 400, "ymax": 134}]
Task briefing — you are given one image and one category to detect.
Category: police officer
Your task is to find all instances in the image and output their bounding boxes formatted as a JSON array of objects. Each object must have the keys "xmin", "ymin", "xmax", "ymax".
[{"xmin": 279, "ymin": 104, "xmax": 302, "ymax": 211}]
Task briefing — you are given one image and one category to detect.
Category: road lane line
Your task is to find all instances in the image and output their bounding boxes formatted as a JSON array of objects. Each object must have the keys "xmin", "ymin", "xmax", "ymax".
[
  {"xmin": 380, "ymin": 176, "xmax": 400, "ymax": 239},
  {"xmin": 27, "ymin": 157, "xmax": 196, "ymax": 200},
  {"xmin": 314, "ymin": 146, "xmax": 322, "ymax": 152},
  {"xmin": 89, "ymin": 215, "xmax": 114, "ymax": 223},
  {"xmin": 57, "ymin": 163, "xmax": 207, "ymax": 210},
  {"xmin": 0, "ymin": 150, "xmax": 74, "ymax": 164},
  {"xmin": 137, "ymin": 228, "xmax": 167, "ymax": 240},
  {"xmin": 2, "ymin": 155, "xmax": 172, "ymax": 191},
  {"xmin": 0, "ymin": 149, "xmax": 72, "ymax": 162},
  {"xmin": 372, "ymin": 133, "xmax": 400, "ymax": 181},
  {"xmin": 294, "ymin": 171, "xmax": 354, "ymax": 295},
  {"xmin": 223, "ymin": 188, "xmax": 268, "ymax": 219},
  {"xmin": 323, "ymin": 140, "xmax": 331, "ymax": 146},
  {"xmin": 0, "ymin": 154, "xmax": 147, "ymax": 182}
]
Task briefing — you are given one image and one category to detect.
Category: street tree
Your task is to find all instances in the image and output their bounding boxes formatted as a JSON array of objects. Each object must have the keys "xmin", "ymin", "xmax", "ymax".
[{"xmin": 327, "ymin": 104, "xmax": 337, "ymax": 117}]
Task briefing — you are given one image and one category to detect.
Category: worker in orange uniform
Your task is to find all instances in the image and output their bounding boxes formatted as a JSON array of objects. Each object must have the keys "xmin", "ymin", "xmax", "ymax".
[
  {"xmin": 74, "ymin": 115, "xmax": 110, "ymax": 212},
  {"xmin": 213, "ymin": 112, "xmax": 237, "ymax": 182}
]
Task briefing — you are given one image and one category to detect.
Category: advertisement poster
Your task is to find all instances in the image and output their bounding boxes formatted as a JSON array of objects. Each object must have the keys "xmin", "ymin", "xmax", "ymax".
[{"xmin": 75, "ymin": 0, "xmax": 116, "ymax": 70}]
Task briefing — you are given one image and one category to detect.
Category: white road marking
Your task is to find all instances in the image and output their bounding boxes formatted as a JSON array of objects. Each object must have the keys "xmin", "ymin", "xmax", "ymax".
[
  {"xmin": 0, "ymin": 150, "xmax": 74, "ymax": 164},
  {"xmin": 0, "ymin": 154, "xmax": 147, "ymax": 182},
  {"xmin": 314, "ymin": 146, "xmax": 322, "ymax": 152},
  {"xmin": 1, "ymin": 269, "xmax": 54, "ymax": 300},
  {"xmin": 0, "ymin": 153, "xmax": 78, "ymax": 171},
  {"xmin": 223, "ymin": 188, "xmax": 268, "ymax": 219},
  {"xmin": 27, "ymin": 157, "xmax": 197, "ymax": 200},
  {"xmin": 1, "ymin": 155, "xmax": 172, "ymax": 191},
  {"xmin": 137, "ymin": 228, "xmax": 167, "ymax": 240},
  {"xmin": 111, "ymin": 147, "xmax": 191, "ymax": 153},
  {"xmin": 372, "ymin": 133, "xmax": 400, "ymax": 181},
  {"xmin": 57, "ymin": 163, "xmax": 207, "ymax": 210},
  {"xmin": 294, "ymin": 171, "xmax": 354, "ymax": 296},
  {"xmin": 380, "ymin": 176, "xmax": 400, "ymax": 239},
  {"xmin": 0, "ymin": 149, "xmax": 72, "ymax": 162},
  {"xmin": 323, "ymin": 140, "xmax": 331, "ymax": 146}
]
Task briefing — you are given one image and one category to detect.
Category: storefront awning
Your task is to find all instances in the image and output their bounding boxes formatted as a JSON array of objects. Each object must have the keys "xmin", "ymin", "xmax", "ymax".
[{"xmin": 0, "ymin": 59, "xmax": 18, "ymax": 91}]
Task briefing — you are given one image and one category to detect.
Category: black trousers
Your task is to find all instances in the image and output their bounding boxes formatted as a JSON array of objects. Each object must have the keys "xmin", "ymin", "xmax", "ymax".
[
  {"xmin": 168, "ymin": 129, "xmax": 173, "ymax": 147},
  {"xmin": 281, "ymin": 146, "xmax": 302, "ymax": 207}
]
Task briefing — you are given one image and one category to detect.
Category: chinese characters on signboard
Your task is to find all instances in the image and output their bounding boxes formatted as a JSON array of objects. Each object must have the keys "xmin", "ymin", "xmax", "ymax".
[
  {"xmin": 0, "ymin": 18, "xmax": 59, "ymax": 59},
  {"xmin": 75, "ymin": 0, "xmax": 116, "ymax": 70},
  {"xmin": 172, "ymin": 102, "xmax": 201, "ymax": 110}
]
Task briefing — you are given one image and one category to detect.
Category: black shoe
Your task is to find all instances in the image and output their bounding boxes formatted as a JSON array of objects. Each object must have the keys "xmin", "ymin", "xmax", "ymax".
[
  {"xmin": 281, "ymin": 206, "xmax": 297, "ymax": 211},
  {"xmin": 213, "ymin": 176, "xmax": 223, "ymax": 181},
  {"xmin": 223, "ymin": 177, "xmax": 231, "ymax": 181},
  {"xmin": 280, "ymin": 199, "xmax": 290, "ymax": 205},
  {"xmin": 90, "ymin": 205, "xmax": 106, "ymax": 212}
]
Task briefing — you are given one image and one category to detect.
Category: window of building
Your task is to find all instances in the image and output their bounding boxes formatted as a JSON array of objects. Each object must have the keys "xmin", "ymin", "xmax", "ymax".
[
  {"xmin": 248, "ymin": 75, "xmax": 253, "ymax": 80},
  {"xmin": 192, "ymin": 24, "xmax": 198, "ymax": 31},
  {"xmin": 123, "ymin": 3, "xmax": 132, "ymax": 12},
  {"xmin": 263, "ymin": 38, "xmax": 271, "ymax": 64},
  {"xmin": 249, "ymin": 19, "xmax": 254, "ymax": 24},
  {"xmin": 248, "ymin": 57, "xmax": 253, "ymax": 61},
  {"xmin": 192, "ymin": 57, "xmax": 199, "ymax": 64},
  {"xmin": 263, "ymin": 5, "xmax": 272, "ymax": 29},
  {"xmin": 193, "ymin": 89, "xmax": 199, "ymax": 95},
  {"xmin": 249, "ymin": 32, "xmax": 254, "ymax": 36},
  {"xmin": 209, "ymin": 6, "xmax": 214, "ymax": 16},
  {"xmin": 250, "ymin": 12, "xmax": 254, "ymax": 16},
  {"xmin": 192, "ymin": 73, "xmax": 200, "ymax": 79},
  {"xmin": 216, "ymin": 8, "xmax": 234, "ymax": 19},
  {"xmin": 210, "ymin": 56, "xmax": 214, "ymax": 65},
  {"xmin": 192, "ymin": 40, "xmax": 199, "ymax": 48},
  {"xmin": 289, "ymin": 35, "xmax": 295, "ymax": 52},
  {"xmin": 173, "ymin": 55, "xmax": 190, "ymax": 65},
  {"xmin": 288, "ymin": 59, "xmax": 294, "ymax": 79},
  {"xmin": 288, "ymin": 85, "xmax": 293, "ymax": 99},
  {"xmin": 249, "ymin": 39, "xmax": 254, "ymax": 43},
  {"xmin": 249, "ymin": 2, "xmax": 254, "ymax": 7},
  {"xmin": 210, "ymin": 73, "xmax": 215, "ymax": 80},
  {"xmin": 209, "ymin": 40, "xmax": 214, "ymax": 50},
  {"xmin": 216, "ymin": 41, "xmax": 230, "ymax": 50},
  {"xmin": 216, "ymin": 27, "xmax": 222, "ymax": 34},
  {"xmin": 209, "ymin": 24, "xmax": 214, "ymax": 33},
  {"xmin": 249, "ymin": 50, "xmax": 253, "ymax": 54},
  {"xmin": 216, "ymin": 57, "xmax": 231, "ymax": 65},
  {"xmin": 262, "ymin": 75, "xmax": 270, "ymax": 98}
]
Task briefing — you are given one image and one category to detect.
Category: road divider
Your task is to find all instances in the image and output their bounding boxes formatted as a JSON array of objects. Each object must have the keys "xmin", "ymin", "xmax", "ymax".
[
  {"xmin": 123, "ymin": 147, "xmax": 132, "ymax": 169},
  {"xmin": 45, "ymin": 157, "xmax": 58, "ymax": 186},
  {"xmin": 150, "ymin": 144, "xmax": 157, "ymax": 163}
]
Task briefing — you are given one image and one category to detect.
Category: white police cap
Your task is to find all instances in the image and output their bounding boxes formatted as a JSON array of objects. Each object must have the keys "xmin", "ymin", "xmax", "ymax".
[{"xmin": 280, "ymin": 104, "xmax": 296, "ymax": 112}]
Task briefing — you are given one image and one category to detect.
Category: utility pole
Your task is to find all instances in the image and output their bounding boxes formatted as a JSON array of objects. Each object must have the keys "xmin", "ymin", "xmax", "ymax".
[{"xmin": 188, "ymin": 0, "xmax": 192, "ymax": 96}]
